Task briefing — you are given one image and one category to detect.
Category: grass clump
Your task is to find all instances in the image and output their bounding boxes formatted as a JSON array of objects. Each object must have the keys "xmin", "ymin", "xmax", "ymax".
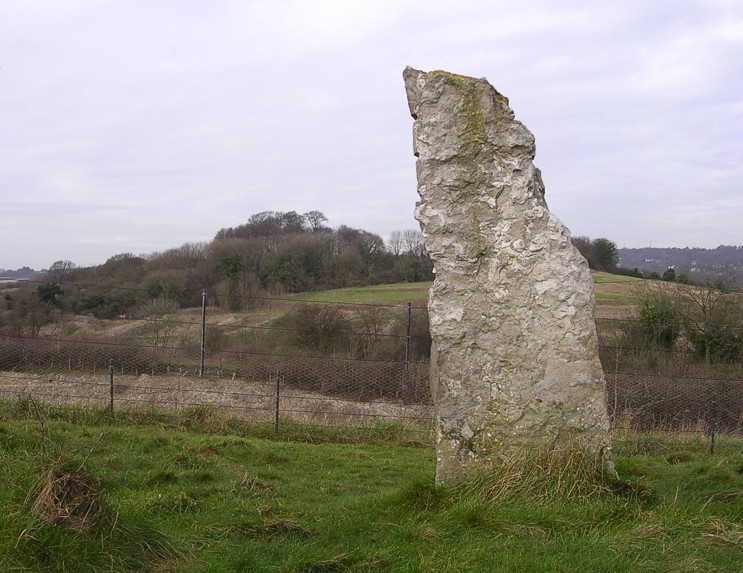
[
  {"xmin": 3, "ymin": 407, "xmax": 183, "ymax": 571},
  {"xmin": 465, "ymin": 447, "xmax": 620, "ymax": 503},
  {"xmin": 30, "ymin": 461, "xmax": 106, "ymax": 532}
]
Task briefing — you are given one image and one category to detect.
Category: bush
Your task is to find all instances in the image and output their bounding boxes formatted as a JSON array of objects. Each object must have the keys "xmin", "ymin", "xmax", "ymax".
[
  {"xmin": 627, "ymin": 280, "xmax": 743, "ymax": 365},
  {"xmin": 639, "ymin": 300, "xmax": 680, "ymax": 349},
  {"xmin": 280, "ymin": 305, "xmax": 353, "ymax": 354},
  {"xmin": 687, "ymin": 326, "xmax": 743, "ymax": 364}
]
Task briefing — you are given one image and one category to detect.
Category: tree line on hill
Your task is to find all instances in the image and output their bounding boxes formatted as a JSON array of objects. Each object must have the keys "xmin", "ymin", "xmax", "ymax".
[
  {"xmin": 3, "ymin": 212, "xmax": 741, "ymax": 339},
  {"xmin": 617, "ymin": 246, "xmax": 743, "ymax": 276},
  {"xmin": 1, "ymin": 211, "xmax": 433, "ymax": 328},
  {"xmin": 0, "ymin": 267, "xmax": 40, "ymax": 280},
  {"xmin": 572, "ymin": 237, "xmax": 743, "ymax": 287}
]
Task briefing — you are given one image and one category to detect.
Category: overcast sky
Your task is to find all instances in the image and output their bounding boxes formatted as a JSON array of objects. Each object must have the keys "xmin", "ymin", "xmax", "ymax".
[{"xmin": 2, "ymin": 0, "xmax": 742, "ymax": 270}]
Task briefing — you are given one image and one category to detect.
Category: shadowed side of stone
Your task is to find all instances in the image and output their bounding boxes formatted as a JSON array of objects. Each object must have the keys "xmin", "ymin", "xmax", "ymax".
[{"xmin": 403, "ymin": 67, "xmax": 611, "ymax": 486}]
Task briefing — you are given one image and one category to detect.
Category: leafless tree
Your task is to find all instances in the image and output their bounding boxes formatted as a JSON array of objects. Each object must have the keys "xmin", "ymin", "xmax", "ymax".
[
  {"xmin": 135, "ymin": 298, "xmax": 181, "ymax": 348},
  {"xmin": 304, "ymin": 210, "xmax": 329, "ymax": 232},
  {"xmin": 387, "ymin": 230, "xmax": 404, "ymax": 256},
  {"xmin": 675, "ymin": 272, "xmax": 743, "ymax": 364},
  {"xmin": 47, "ymin": 260, "xmax": 78, "ymax": 283},
  {"xmin": 402, "ymin": 229, "xmax": 425, "ymax": 258},
  {"xmin": 353, "ymin": 306, "xmax": 389, "ymax": 358}
]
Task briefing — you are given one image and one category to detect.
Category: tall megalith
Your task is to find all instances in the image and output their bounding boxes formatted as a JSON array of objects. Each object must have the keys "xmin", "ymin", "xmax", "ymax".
[{"xmin": 403, "ymin": 67, "xmax": 611, "ymax": 485}]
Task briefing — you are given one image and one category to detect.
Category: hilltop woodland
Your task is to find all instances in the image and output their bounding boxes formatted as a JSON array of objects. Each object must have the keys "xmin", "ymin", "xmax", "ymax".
[{"xmin": 1, "ymin": 211, "xmax": 433, "ymax": 322}]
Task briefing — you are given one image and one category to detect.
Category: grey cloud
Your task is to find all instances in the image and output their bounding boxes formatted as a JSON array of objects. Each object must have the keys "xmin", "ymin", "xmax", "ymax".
[{"xmin": 1, "ymin": 0, "xmax": 741, "ymax": 269}]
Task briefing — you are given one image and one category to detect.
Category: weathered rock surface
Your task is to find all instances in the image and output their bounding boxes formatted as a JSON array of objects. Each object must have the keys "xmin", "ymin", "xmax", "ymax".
[{"xmin": 403, "ymin": 67, "xmax": 611, "ymax": 485}]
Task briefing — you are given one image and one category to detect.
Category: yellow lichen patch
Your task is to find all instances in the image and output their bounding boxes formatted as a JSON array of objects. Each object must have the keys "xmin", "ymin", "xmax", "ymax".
[{"xmin": 429, "ymin": 69, "xmax": 477, "ymax": 82}]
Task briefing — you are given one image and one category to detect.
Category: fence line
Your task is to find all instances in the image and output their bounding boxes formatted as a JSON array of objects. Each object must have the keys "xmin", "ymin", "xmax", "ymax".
[{"xmin": 2, "ymin": 291, "xmax": 743, "ymax": 452}]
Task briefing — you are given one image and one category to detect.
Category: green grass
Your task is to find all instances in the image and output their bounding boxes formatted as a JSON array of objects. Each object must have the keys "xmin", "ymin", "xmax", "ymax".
[
  {"xmin": 289, "ymin": 282, "xmax": 432, "ymax": 306},
  {"xmin": 592, "ymin": 272, "xmax": 644, "ymax": 285},
  {"xmin": 288, "ymin": 274, "xmax": 642, "ymax": 308},
  {"xmin": 592, "ymin": 272, "xmax": 644, "ymax": 306},
  {"xmin": 2, "ymin": 401, "xmax": 743, "ymax": 572}
]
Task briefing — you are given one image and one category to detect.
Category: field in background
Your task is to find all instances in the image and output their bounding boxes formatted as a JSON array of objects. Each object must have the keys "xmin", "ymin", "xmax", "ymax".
[
  {"xmin": 5, "ymin": 270, "xmax": 740, "ymax": 443},
  {"xmin": 290, "ymin": 271, "xmax": 640, "ymax": 307},
  {"xmin": 11, "ymin": 272, "xmax": 639, "ymax": 344},
  {"xmin": 592, "ymin": 272, "xmax": 643, "ymax": 305},
  {"xmin": 291, "ymin": 281, "xmax": 431, "ymax": 305}
]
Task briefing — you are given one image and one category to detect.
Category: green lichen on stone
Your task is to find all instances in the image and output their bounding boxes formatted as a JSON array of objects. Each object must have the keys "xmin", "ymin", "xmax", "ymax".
[
  {"xmin": 429, "ymin": 70, "xmax": 488, "ymax": 147},
  {"xmin": 456, "ymin": 84, "xmax": 487, "ymax": 145},
  {"xmin": 431, "ymin": 70, "xmax": 508, "ymax": 152}
]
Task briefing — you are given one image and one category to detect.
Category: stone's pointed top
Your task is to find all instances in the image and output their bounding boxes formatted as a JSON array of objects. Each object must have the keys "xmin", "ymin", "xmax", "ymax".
[
  {"xmin": 403, "ymin": 67, "xmax": 521, "ymax": 164},
  {"xmin": 404, "ymin": 66, "xmax": 486, "ymax": 83},
  {"xmin": 403, "ymin": 67, "xmax": 512, "ymax": 133},
  {"xmin": 402, "ymin": 67, "xmax": 425, "ymax": 118}
]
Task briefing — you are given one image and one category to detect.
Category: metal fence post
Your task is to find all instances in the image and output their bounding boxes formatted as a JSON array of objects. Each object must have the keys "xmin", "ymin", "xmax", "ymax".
[
  {"xmin": 274, "ymin": 369, "xmax": 281, "ymax": 434},
  {"xmin": 403, "ymin": 302, "xmax": 411, "ymax": 392},
  {"xmin": 199, "ymin": 289, "xmax": 207, "ymax": 377},
  {"xmin": 108, "ymin": 358, "xmax": 114, "ymax": 415},
  {"xmin": 709, "ymin": 386, "xmax": 718, "ymax": 456}
]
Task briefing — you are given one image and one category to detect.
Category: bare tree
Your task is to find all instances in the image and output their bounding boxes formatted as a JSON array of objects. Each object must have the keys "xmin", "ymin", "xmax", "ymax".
[
  {"xmin": 387, "ymin": 230, "xmax": 404, "ymax": 256},
  {"xmin": 47, "ymin": 260, "xmax": 78, "ymax": 283},
  {"xmin": 634, "ymin": 272, "xmax": 743, "ymax": 364},
  {"xmin": 352, "ymin": 306, "xmax": 389, "ymax": 358},
  {"xmin": 304, "ymin": 210, "xmax": 329, "ymax": 232},
  {"xmin": 402, "ymin": 229, "xmax": 425, "ymax": 258},
  {"xmin": 676, "ymin": 273, "xmax": 743, "ymax": 364},
  {"xmin": 135, "ymin": 298, "xmax": 181, "ymax": 348}
]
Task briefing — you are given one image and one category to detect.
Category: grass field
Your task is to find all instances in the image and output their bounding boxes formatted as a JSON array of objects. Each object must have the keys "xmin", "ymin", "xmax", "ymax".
[
  {"xmin": 289, "ymin": 272, "xmax": 641, "ymax": 308},
  {"xmin": 290, "ymin": 282, "xmax": 432, "ymax": 306},
  {"xmin": 2, "ymin": 401, "xmax": 743, "ymax": 572},
  {"xmin": 592, "ymin": 272, "xmax": 644, "ymax": 305}
]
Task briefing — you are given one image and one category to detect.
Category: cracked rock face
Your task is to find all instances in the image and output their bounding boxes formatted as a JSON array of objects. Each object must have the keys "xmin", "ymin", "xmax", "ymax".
[{"xmin": 403, "ymin": 67, "xmax": 611, "ymax": 485}]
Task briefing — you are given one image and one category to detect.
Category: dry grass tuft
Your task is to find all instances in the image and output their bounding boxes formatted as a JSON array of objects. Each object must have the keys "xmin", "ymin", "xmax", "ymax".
[
  {"xmin": 417, "ymin": 525, "xmax": 445, "ymax": 540},
  {"xmin": 31, "ymin": 465, "xmax": 106, "ymax": 531},
  {"xmin": 237, "ymin": 472, "xmax": 276, "ymax": 493},
  {"xmin": 302, "ymin": 553, "xmax": 379, "ymax": 572},
  {"xmin": 225, "ymin": 517, "xmax": 309, "ymax": 540},
  {"xmin": 467, "ymin": 446, "xmax": 619, "ymax": 503},
  {"xmin": 236, "ymin": 518, "xmax": 311, "ymax": 539},
  {"xmin": 631, "ymin": 523, "xmax": 666, "ymax": 539},
  {"xmin": 701, "ymin": 519, "xmax": 743, "ymax": 547},
  {"xmin": 260, "ymin": 518, "xmax": 310, "ymax": 535}
]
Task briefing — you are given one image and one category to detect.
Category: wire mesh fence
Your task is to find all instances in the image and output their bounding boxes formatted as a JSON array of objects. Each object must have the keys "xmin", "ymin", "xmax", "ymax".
[
  {"xmin": 0, "ymin": 336, "xmax": 432, "ymax": 431},
  {"xmin": 0, "ymin": 284, "xmax": 433, "ymax": 442},
  {"xmin": 597, "ymin": 313, "xmax": 743, "ymax": 454},
  {"xmin": 1, "ymin": 285, "xmax": 743, "ymax": 450}
]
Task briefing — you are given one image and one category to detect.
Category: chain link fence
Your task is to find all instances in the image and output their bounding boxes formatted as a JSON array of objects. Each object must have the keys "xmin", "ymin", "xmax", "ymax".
[
  {"xmin": 597, "ymin": 314, "xmax": 743, "ymax": 454},
  {"xmin": 0, "ymin": 289, "xmax": 433, "ymax": 440},
  {"xmin": 2, "ymin": 286, "xmax": 742, "ymax": 450}
]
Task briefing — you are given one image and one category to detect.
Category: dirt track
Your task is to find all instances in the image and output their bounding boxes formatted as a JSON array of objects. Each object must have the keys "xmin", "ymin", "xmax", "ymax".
[{"xmin": 0, "ymin": 370, "xmax": 433, "ymax": 424}]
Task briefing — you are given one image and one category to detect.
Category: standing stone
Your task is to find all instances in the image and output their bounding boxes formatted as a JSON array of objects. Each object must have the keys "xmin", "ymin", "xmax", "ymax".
[{"xmin": 403, "ymin": 67, "xmax": 611, "ymax": 485}]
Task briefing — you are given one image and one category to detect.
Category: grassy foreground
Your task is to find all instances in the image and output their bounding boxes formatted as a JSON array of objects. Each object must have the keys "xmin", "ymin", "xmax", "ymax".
[{"xmin": 2, "ymin": 403, "xmax": 743, "ymax": 572}]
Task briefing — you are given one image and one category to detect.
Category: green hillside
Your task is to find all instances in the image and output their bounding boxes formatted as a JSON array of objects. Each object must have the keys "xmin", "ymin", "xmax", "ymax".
[{"xmin": 289, "ymin": 272, "xmax": 640, "ymax": 307}]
